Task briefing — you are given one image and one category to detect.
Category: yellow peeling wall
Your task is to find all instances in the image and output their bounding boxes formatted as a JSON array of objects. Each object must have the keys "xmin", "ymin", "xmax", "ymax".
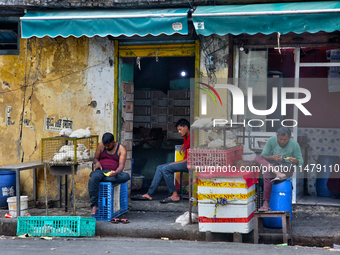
[{"xmin": 0, "ymin": 36, "xmax": 116, "ymax": 202}]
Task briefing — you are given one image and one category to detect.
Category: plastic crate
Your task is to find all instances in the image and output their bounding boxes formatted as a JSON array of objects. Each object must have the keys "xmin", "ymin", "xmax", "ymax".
[
  {"xmin": 187, "ymin": 145, "xmax": 243, "ymax": 170},
  {"xmin": 93, "ymin": 182, "xmax": 128, "ymax": 221},
  {"xmin": 17, "ymin": 216, "xmax": 96, "ymax": 237}
]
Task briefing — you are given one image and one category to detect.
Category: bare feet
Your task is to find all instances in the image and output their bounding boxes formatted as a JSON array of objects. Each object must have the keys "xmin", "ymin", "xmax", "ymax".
[
  {"xmin": 91, "ymin": 206, "xmax": 99, "ymax": 215},
  {"xmin": 169, "ymin": 191, "xmax": 180, "ymax": 202},
  {"xmin": 258, "ymin": 200, "xmax": 271, "ymax": 211},
  {"xmin": 142, "ymin": 194, "xmax": 153, "ymax": 200}
]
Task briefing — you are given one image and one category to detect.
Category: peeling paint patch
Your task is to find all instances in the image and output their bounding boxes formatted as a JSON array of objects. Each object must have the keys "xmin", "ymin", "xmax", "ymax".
[
  {"xmin": 3, "ymin": 81, "xmax": 10, "ymax": 88},
  {"xmin": 88, "ymin": 101, "xmax": 97, "ymax": 108},
  {"xmin": 6, "ymin": 106, "xmax": 15, "ymax": 125},
  {"xmin": 23, "ymin": 119, "xmax": 35, "ymax": 131},
  {"xmin": 96, "ymin": 110, "xmax": 101, "ymax": 114}
]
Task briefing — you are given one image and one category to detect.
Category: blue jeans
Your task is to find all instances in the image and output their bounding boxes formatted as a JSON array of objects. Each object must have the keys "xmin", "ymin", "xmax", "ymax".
[
  {"xmin": 88, "ymin": 169, "xmax": 130, "ymax": 207},
  {"xmin": 147, "ymin": 162, "xmax": 188, "ymax": 196}
]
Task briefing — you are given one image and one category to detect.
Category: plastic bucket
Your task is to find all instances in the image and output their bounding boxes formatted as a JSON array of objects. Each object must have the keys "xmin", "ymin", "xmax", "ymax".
[
  {"xmin": 0, "ymin": 171, "xmax": 16, "ymax": 209},
  {"xmin": 263, "ymin": 179, "xmax": 292, "ymax": 228},
  {"xmin": 7, "ymin": 196, "xmax": 29, "ymax": 217},
  {"xmin": 316, "ymin": 155, "xmax": 339, "ymax": 197}
]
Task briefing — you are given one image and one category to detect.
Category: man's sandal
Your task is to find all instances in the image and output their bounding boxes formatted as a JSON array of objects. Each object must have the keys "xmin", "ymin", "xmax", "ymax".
[
  {"xmin": 111, "ymin": 218, "xmax": 120, "ymax": 223},
  {"xmin": 120, "ymin": 218, "xmax": 130, "ymax": 224}
]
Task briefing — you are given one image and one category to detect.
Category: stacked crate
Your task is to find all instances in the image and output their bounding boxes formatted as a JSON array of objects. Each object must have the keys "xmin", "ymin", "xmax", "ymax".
[
  {"xmin": 167, "ymin": 90, "xmax": 190, "ymax": 139},
  {"xmin": 134, "ymin": 89, "xmax": 190, "ymax": 140},
  {"xmin": 134, "ymin": 90, "xmax": 152, "ymax": 129},
  {"xmin": 151, "ymin": 90, "xmax": 168, "ymax": 131},
  {"xmin": 197, "ymin": 176, "xmax": 256, "ymax": 234}
]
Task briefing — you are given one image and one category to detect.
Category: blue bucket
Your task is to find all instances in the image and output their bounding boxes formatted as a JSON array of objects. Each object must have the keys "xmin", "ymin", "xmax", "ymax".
[
  {"xmin": 316, "ymin": 155, "xmax": 339, "ymax": 197},
  {"xmin": 263, "ymin": 178, "xmax": 292, "ymax": 228},
  {"xmin": 0, "ymin": 171, "xmax": 16, "ymax": 209}
]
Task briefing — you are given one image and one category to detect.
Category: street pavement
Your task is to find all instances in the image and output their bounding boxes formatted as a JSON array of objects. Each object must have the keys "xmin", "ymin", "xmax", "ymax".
[
  {"xmin": 0, "ymin": 189, "xmax": 340, "ymax": 248},
  {"xmin": 0, "ymin": 237, "xmax": 337, "ymax": 255}
]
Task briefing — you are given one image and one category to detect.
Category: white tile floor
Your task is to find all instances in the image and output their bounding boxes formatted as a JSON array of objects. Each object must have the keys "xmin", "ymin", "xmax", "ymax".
[{"xmin": 296, "ymin": 196, "xmax": 340, "ymax": 206}]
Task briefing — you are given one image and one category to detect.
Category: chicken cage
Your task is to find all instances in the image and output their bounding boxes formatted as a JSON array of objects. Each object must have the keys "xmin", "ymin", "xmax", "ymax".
[
  {"xmin": 41, "ymin": 135, "xmax": 99, "ymax": 165},
  {"xmin": 190, "ymin": 123, "xmax": 245, "ymax": 150},
  {"xmin": 188, "ymin": 122, "xmax": 245, "ymax": 170}
]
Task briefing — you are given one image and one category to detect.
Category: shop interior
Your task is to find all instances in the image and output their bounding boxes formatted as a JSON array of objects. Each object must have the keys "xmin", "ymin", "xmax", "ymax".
[{"xmin": 130, "ymin": 56, "xmax": 195, "ymax": 192}]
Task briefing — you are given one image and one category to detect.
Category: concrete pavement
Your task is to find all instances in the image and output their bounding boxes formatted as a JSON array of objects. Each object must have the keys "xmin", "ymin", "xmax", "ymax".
[
  {"xmin": 0, "ymin": 192, "xmax": 340, "ymax": 248},
  {"xmin": 0, "ymin": 237, "xmax": 336, "ymax": 255}
]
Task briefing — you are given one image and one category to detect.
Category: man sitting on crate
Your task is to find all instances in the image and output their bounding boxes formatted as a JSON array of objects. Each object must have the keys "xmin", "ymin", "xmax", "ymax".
[
  {"xmin": 89, "ymin": 132, "xmax": 130, "ymax": 215},
  {"xmin": 131, "ymin": 118, "xmax": 190, "ymax": 203},
  {"xmin": 255, "ymin": 127, "xmax": 303, "ymax": 211}
]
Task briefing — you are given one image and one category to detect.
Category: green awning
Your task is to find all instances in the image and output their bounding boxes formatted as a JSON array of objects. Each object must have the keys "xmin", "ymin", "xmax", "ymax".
[
  {"xmin": 192, "ymin": 1, "xmax": 340, "ymax": 36},
  {"xmin": 20, "ymin": 9, "xmax": 189, "ymax": 38}
]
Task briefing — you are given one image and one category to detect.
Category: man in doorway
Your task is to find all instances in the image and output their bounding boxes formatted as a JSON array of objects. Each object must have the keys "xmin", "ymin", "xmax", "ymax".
[
  {"xmin": 89, "ymin": 132, "xmax": 130, "ymax": 215},
  {"xmin": 131, "ymin": 118, "xmax": 190, "ymax": 203},
  {"xmin": 255, "ymin": 127, "xmax": 303, "ymax": 211}
]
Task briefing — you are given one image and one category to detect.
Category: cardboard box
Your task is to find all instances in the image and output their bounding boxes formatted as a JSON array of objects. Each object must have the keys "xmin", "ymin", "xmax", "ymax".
[
  {"xmin": 168, "ymin": 107, "xmax": 190, "ymax": 116},
  {"xmin": 151, "ymin": 107, "xmax": 167, "ymax": 115},
  {"xmin": 151, "ymin": 90, "xmax": 167, "ymax": 99},
  {"xmin": 168, "ymin": 90, "xmax": 190, "ymax": 99},
  {"xmin": 134, "ymin": 90, "xmax": 151, "ymax": 99},
  {"xmin": 134, "ymin": 106, "xmax": 150, "ymax": 115},
  {"xmin": 134, "ymin": 99, "xmax": 151, "ymax": 106},
  {"xmin": 134, "ymin": 115, "xmax": 151, "ymax": 123}
]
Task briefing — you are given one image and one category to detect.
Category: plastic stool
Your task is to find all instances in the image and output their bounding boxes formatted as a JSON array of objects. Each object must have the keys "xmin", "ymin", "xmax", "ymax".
[{"xmin": 254, "ymin": 211, "xmax": 292, "ymax": 244}]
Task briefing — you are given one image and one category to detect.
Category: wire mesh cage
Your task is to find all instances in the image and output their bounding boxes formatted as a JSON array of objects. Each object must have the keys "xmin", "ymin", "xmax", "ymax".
[
  {"xmin": 190, "ymin": 123, "xmax": 245, "ymax": 149},
  {"xmin": 41, "ymin": 135, "xmax": 99, "ymax": 165}
]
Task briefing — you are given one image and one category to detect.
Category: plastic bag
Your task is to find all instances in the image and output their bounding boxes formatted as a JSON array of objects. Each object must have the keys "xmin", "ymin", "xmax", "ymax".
[{"xmin": 175, "ymin": 211, "xmax": 198, "ymax": 226}]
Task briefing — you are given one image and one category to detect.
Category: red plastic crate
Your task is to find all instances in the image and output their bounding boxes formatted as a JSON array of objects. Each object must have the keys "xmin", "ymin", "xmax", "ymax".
[{"xmin": 187, "ymin": 145, "xmax": 243, "ymax": 170}]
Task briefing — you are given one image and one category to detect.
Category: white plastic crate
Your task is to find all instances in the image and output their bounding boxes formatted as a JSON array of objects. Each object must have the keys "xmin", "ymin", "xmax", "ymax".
[
  {"xmin": 198, "ymin": 201, "xmax": 255, "ymax": 233},
  {"xmin": 197, "ymin": 177, "xmax": 255, "ymax": 205}
]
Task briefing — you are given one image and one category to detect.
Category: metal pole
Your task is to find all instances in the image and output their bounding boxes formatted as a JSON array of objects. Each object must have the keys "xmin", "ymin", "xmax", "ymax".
[
  {"xmin": 16, "ymin": 169, "xmax": 20, "ymax": 218},
  {"xmin": 44, "ymin": 164, "xmax": 48, "ymax": 216},
  {"xmin": 33, "ymin": 167, "xmax": 37, "ymax": 205},
  {"xmin": 73, "ymin": 164, "xmax": 76, "ymax": 216},
  {"xmin": 189, "ymin": 169, "xmax": 192, "ymax": 224},
  {"xmin": 65, "ymin": 175, "xmax": 68, "ymax": 212}
]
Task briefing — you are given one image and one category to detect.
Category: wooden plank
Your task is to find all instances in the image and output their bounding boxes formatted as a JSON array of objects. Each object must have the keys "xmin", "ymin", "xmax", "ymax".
[{"xmin": 119, "ymin": 44, "xmax": 196, "ymax": 57}]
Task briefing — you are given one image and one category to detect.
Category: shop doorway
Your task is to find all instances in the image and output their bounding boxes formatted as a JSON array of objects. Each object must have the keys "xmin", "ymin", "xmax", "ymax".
[
  {"xmin": 131, "ymin": 56, "xmax": 194, "ymax": 191},
  {"xmin": 117, "ymin": 42, "xmax": 199, "ymax": 194}
]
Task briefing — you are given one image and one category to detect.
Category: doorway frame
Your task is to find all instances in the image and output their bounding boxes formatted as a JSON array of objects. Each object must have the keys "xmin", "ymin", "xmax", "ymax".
[{"xmin": 113, "ymin": 40, "xmax": 200, "ymax": 138}]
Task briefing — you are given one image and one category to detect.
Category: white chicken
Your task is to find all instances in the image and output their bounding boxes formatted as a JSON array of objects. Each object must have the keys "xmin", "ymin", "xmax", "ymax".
[
  {"xmin": 191, "ymin": 117, "xmax": 214, "ymax": 128},
  {"xmin": 65, "ymin": 150, "xmax": 84, "ymax": 161},
  {"xmin": 76, "ymin": 143, "xmax": 88, "ymax": 152},
  {"xmin": 59, "ymin": 128, "xmax": 73, "ymax": 137},
  {"xmin": 69, "ymin": 127, "xmax": 91, "ymax": 138},
  {"xmin": 59, "ymin": 145, "xmax": 74, "ymax": 153},
  {"xmin": 52, "ymin": 152, "xmax": 68, "ymax": 162},
  {"xmin": 82, "ymin": 149, "xmax": 91, "ymax": 161}
]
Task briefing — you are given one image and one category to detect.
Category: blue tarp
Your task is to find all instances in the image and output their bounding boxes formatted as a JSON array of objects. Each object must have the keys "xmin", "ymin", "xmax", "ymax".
[
  {"xmin": 20, "ymin": 8, "xmax": 189, "ymax": 38},
  {"xmin": 192, "ymin": 1, "xmax": 340, "ymax": 35}
]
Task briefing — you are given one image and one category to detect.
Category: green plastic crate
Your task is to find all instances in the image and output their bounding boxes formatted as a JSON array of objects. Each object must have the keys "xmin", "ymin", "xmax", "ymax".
[{"xmin": 17, "ymin": 216, "xmax": 96, "ymax": 237}]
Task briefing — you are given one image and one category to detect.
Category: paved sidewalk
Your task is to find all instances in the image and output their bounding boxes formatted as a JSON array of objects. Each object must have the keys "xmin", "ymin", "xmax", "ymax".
[{"xmin": 0, "ymin": 192, "xmax": 340, "ymax": 247}]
